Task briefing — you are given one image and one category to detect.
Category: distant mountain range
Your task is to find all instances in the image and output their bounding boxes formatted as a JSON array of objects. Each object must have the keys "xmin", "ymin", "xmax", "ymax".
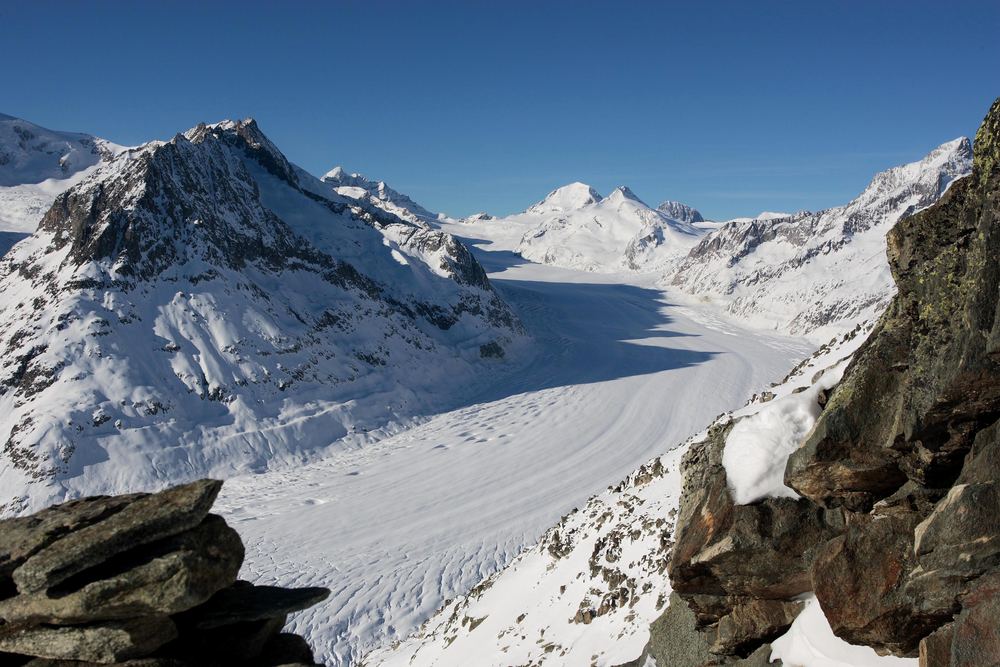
[{"xmin": 452, "ymin": 139, "xmax": 971, "ymax": 340}]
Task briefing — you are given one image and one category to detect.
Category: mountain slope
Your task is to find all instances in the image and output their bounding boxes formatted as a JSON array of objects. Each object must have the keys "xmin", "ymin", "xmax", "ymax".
[
  {"xmin": 0, "ymin": 118, "xmax": 521, "ymax": 515},
  {"xmin": 0, "ymin": 113, "xmax": 121, "ymax": 236},
  {"xmin": 668, "ymin": 138, "xmax": 973, "ymax": 340},
  {"xmin": 321, "ymin": 166, "xmax": 439, "ymax": 224},
  {"xmin": 510, "ymin": 183, "xmax": 706, "ymax": 272}
]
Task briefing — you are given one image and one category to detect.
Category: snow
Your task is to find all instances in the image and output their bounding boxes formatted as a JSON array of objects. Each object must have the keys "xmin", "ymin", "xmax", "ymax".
[
  {"xmin": 669, "ymin": 138, "xmax": 972, "ymax": 341},
  {"xmin": 0, "ymin": 112, "xmax": 946, "ymax": 666},
  {"xmin": 770, "ymin": 597, "xmax": 917, "ymax": 667},
  {"xmin": 479, "ymin": 182, "xmax": 705, "ymax": 274},
  {"xmin": 526, "ymin": 181, "xmax": 603, "ymax": 213},
  {"xmin": 723, "ymin": 359, "xmax": 848, "ymax": 505},
  {"xmin": 0, "ymin": 121, "xmax": 522, "ymax": 514},
  {"xmin": 214, "ymin": 219, "xmax": 811, "ymax": 665},
  {"xmin": 0, "ymin": 113, "xmax": 123, "ymax": 234},
  {"xmin": 369, "ymin": 315, "xmax": 873, "ymax": 666}
]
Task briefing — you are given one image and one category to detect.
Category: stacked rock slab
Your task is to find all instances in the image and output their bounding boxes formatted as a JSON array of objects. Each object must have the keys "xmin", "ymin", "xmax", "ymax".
[
  {"xmin": 641, "ymin": 97, "xmax": 1000, "ymax": 667},
  {"xmin": 0, "ymin": 480, "xmax": 330, "ymax": 666}
]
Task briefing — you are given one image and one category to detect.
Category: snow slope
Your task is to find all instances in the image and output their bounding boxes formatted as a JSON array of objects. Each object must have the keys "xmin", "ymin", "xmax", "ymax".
[
  {"xmin": 369, "ymin": 321, "xmax": 873, "ymax": 667},
  {"xmin": 669, "ymin": 139, "xmax": 972, "ymax": 340},
  {"xmin": 322, "ymin": 166, "xmax": 439, "ymax": 225},
  {"xmin": 0, "ymin": 119, "xmax": 521, "ymax": 514},
  {"xmin": 487, "ymin": 183, "xmax": 706, "ymax": 273},
  {"xmin": 0, "ymin": 112, "xmax": 121, "ymax": 235},
  {"xmin": 214, "ymin": 219, "xmax": 811, "ymax": 666}
]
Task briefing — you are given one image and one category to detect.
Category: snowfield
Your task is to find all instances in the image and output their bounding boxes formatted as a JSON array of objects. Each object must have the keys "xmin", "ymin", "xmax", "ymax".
[{"xmin": 215, "ymin": 220, "xmax": 811, "ymax": 666}]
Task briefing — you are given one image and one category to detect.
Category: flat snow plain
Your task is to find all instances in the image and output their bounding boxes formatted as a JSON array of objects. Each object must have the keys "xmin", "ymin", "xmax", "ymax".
[{"xmin": 215, "ymin": 219, "xmax": 812, "ymax": 666}]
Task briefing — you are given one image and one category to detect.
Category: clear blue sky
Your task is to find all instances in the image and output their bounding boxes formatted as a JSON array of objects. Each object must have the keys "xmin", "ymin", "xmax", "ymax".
[{"xmin": 2, "ymin": 1, "xmax": 998, "ymax": 219}]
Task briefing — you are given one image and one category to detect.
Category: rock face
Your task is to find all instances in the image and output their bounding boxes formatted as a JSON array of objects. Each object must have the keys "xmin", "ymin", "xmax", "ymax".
[
  {"xmin": 651, "ymin": 98, "xmax": 1000, "ymax": 665},
  {"xmin": 0, "ymin": 480, "xmax": 329, "ymax": 666}
]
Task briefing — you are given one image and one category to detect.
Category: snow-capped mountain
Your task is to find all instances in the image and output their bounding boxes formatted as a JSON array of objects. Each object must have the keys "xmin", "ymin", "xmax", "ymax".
[
  {"xmin": 656, "ymin": 199, "xmax": 704, "ymax": 224},
  {"xmin": 0, "ymin": 113, "xmax": 122, "ymax": 240},
  {"xmin": 0, "ymin": 118, "xmax": 522, "ymax": 514},
  {"xmin": 321, "ymin": 165, "xmax": 439, "ymax": 224},
  {"xmin": 508, "ymin": 183, "xmax": 706, "ymax": 272},
  {"xmin": 668, "ymin": 138, "xmax": 973, "ymax": 340}
]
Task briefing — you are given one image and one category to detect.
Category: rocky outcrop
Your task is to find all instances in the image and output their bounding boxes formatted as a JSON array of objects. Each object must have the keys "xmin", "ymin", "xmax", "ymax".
[
  {"xmin": 649, "ymin": 98, "xmax": 1000, "ymax": 665},
  {"xmin": 0, "ymin": 480, "xmax": 329, "ymax": 666}
]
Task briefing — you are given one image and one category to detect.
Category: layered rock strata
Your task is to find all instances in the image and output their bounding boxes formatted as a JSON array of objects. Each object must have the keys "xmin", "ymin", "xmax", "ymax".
[{"xmin": 0, "ymin": 479, "xmax": 329, "ymax": 666}]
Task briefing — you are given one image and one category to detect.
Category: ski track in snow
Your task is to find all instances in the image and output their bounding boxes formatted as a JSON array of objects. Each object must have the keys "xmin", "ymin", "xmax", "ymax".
[{"xmin": 215, "ymin": 224, "xmax": 811, "ymax": 666}]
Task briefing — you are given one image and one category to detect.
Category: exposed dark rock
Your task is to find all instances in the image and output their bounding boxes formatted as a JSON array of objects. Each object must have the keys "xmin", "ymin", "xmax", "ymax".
[
  {"xmin": 630, "ymin": 592, "xmax": 714, "ymax": 667},
  {"xmin": 0, "ymin": 515, "xmax": 243, "ymax": 625},
  {"xmin": 0, "ymin": 494, "xmax": 142, "ymax": 582},
  {"xmin": 0, "ymin": 617, "xmax": 177, "ymax": 663},
  {"xmin": 668, "ymin": 423, "xmax": 842, "ymax": 640},
  {"xmin": 811, "ymin": 513, "xmax": 941, "ymax": 656},
  {"xmin": 648, "ymin": 97, "xmax": 1000, "ymax": 667},
  {"xmin": 949, "ymin": 573, "xmax": 1000, "ymax": 667},
  {"xmin": 0, "ymin": 480, "xmax": 328, "ymax": 666},
  {"xmin": 12, "ymin": 481, "xmax": 222, "ymax": 595},
  {"xmin": 920, "ymin": 623, "xmax": 954, "ymax": 667},
  {"xmin": 711, "ymin": 599, "xmax": 802, "ymax": 657}
]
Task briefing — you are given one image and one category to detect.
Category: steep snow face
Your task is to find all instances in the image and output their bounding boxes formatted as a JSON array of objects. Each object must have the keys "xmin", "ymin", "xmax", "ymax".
[
  {"xmin": 0, "ymin": 113, "xmax": 122, "ymax": 234},
  {"xmin": 487, "ymin": 183, "xmax": 705, "ymax": 273},
  {"xmin": 668, "ymin": 138, "xmax": 973, "ymax": 341},
  {"xmin": 370, "ymin": 323, "xmax": 872, "ymax": 666},
  {"xmin": 0, "ymin": 119, "xmax": 522, "ymax": 514},
  {"xmin": 321, "ymin": 165, "xmax": 438, "ymax": 224}
]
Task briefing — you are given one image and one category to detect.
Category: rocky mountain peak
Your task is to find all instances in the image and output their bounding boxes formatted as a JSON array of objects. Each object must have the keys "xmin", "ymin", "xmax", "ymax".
[
  {"xmin": 656, "ymin": 199, "xmax": 704, "ymax": 223},
  {"xmin": 0, "ymin": 116, "xmax": 522, "ymax": 513}
]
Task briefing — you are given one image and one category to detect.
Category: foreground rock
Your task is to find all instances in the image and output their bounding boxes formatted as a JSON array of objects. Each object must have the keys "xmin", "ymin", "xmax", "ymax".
[
  {"xmin": 640, "ymin": 98, "xmax": 1000, "ymax": 665},
  {"xmin": 0, "ymin": 480, "xmax": 329, "ymax": 666}
]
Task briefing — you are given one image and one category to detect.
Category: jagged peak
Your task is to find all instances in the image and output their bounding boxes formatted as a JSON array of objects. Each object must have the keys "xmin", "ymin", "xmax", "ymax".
[
  {"xmin": 176, "ymin": 118, "xmax": 297, "ymax": 186},
  {"xmin": 321, "ymin": 165, "xmax": 374, "ymax": 187},
  {"xmin": 604, "ymin": 185, "xmax": 645, "ymax": 206},
  {"xmin": 657, "ymin": 200, "xmax": 704, "ymax": 224}
]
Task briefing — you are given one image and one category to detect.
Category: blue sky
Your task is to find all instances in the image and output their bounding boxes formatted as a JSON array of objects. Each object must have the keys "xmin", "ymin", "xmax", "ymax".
[{"xmin": 2, "ymin": 1, "xmax": 998, "ymax": 219}]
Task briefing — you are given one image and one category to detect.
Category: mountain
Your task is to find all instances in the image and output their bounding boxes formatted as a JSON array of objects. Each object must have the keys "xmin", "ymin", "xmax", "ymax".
[
  {"xmin": 656, "ymin": 199, "xmax": 705, "ymax": 224},
  {"xmin": 508, "ymin": 183, "xmax": 706, "ymax": 272},
  {"xmin": 321, "ymin": 166, "xmax": 439, "ymax": 224},
  {"xmin": 0, "ymin": 113, "xmax": 121, "ymax": 240},
  {"xmin": 668, "ymin": 138, "xmax": 973, "ymax": 340},
  {"xmin": 0, "ymin": 118, "xmax": 522, "ymax": 514}
]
